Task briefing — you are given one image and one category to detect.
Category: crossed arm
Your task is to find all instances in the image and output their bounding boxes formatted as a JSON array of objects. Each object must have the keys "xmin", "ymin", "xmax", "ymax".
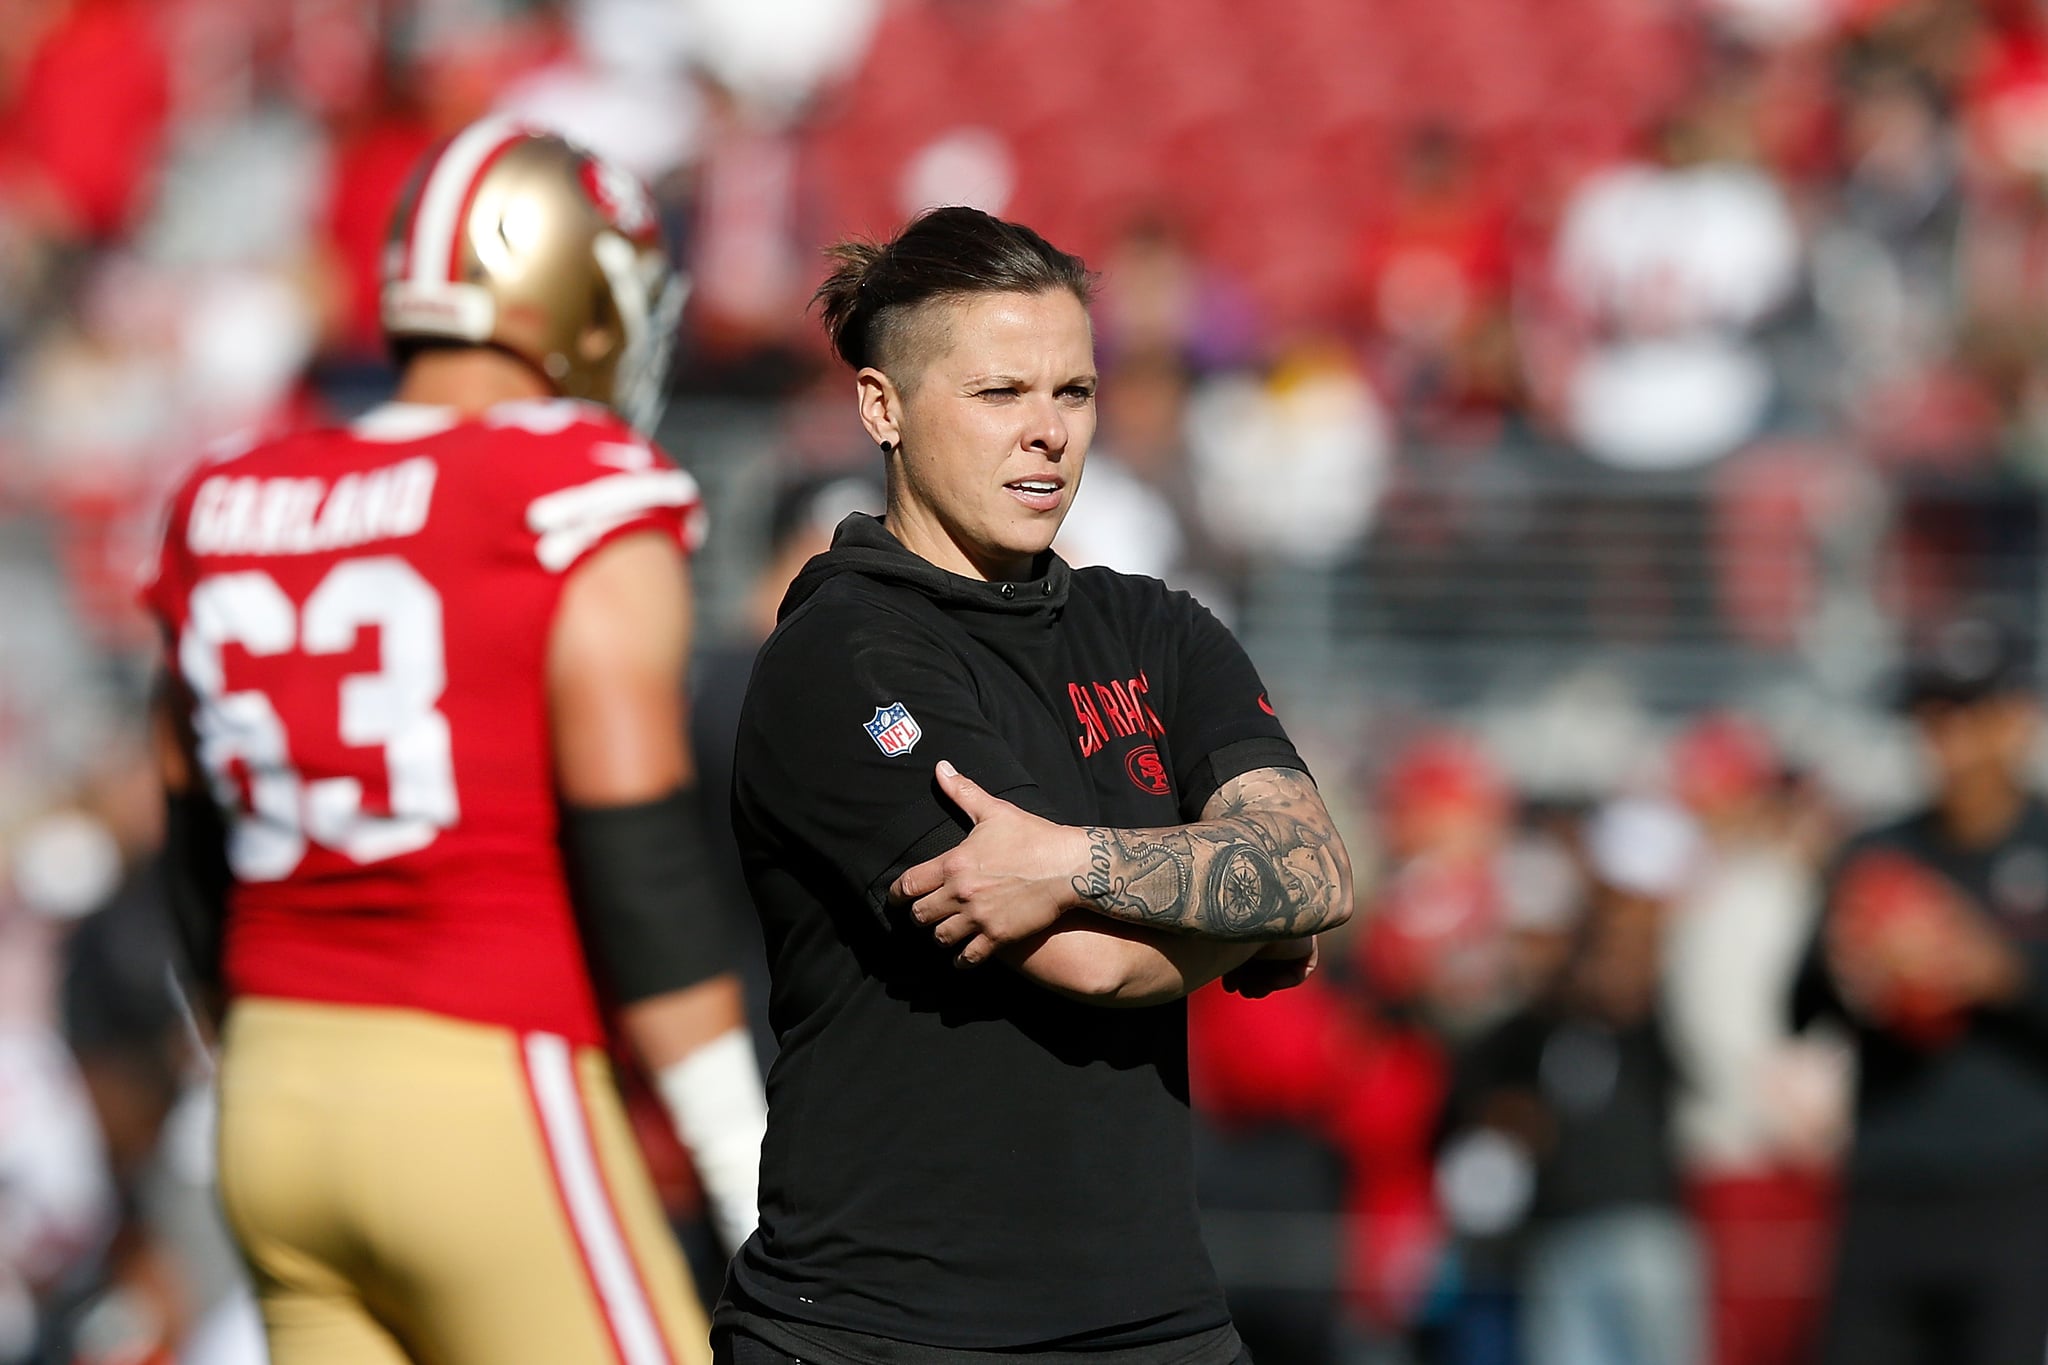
[
  {"xmin": 1067, "ymin": 767, "xmax": 1351, "ymax": 940},
  {"xmin": 889, "ymin": 761, "xmax": 1353, "ymax": 1005}
]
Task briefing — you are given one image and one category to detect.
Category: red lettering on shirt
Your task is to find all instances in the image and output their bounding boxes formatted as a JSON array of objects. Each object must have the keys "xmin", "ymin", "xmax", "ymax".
[
  {"xmin": 1070, "ymin": 682, "xmax": 1111, "ymax": 758},
  {"xmin": 1125, "ymin": 673, "xmax": 1166, "ymax": 739},
  {"xmin": 1071, "ymin": 671, "xmax": 1168, "ymax": 755},
  {"xmin": 1093, "ymin": 683, "xmax": 1132, "ymax": 739}
]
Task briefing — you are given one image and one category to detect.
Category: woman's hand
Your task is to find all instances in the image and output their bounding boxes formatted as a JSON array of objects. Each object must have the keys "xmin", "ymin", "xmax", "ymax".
[{"xmin": 892, "ymin": 761, "xmax": 1089, "ymax": 966}]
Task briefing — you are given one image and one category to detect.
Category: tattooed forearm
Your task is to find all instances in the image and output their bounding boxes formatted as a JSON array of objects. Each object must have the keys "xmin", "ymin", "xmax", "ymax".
[{"xmin": 1067, "ymin": 769, "xmax": 1352, "ymax": 939}]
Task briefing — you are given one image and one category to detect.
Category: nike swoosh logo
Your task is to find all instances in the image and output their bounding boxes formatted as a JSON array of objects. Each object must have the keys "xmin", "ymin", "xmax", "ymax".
[{"xmin": 1258, "ymin": 694, "xmax": 1276, "ymax": 716}]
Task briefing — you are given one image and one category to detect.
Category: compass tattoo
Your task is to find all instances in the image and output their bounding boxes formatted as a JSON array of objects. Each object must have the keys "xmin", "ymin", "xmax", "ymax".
[{"xmin": 1069, "ymin": 767, "xmax": 1350, "ymax": 940}]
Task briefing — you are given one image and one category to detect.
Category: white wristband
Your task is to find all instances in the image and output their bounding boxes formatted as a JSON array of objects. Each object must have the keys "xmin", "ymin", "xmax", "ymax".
[{"xmin": 653, "ymin": 1029, "xmax": 768, "ymax": 1254}]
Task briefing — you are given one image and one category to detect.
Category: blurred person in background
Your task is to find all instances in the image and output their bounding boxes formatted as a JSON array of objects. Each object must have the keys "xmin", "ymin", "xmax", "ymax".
[
  {"xmin": 1661, "ymin": 714, "xmax": 1845, "ymax": 1365},
  {"xmin": 0, "ymin": 1016, "xmax": 113, "ymax": 1365},
  {"xmin": 1428, "ymin": 821, "xmax": 1590, "ymax": 1365},
  {"xmin": 1186, "ymin": 940, "xmax": 1360, "ymax": 1365},
  {"xmin": 1347, "ymin": 124, "xmax": 1521, "ymax": 450},
  {"xmin": 43, "ymin": 742, "xmax": 263, "ymax": 1365},
  {"xmin": 141, "ymin": 122, "xmax": 766, "ymax": 1365},
  {"xmin": 0, "ymin": 815, "xmax": 119, "ymax": 1365},
  {"xmin": 1337, "ymin": 733, "xmax": 1518, "ymax": 1349},
  {"xmin": 1443, "ymin": 798, "xmax": 1705, "ymax": 1365},
  {"xmin": 1093, "ymin": 214, "xmax": 1260, "ymax": 375},
  {"xmin": 1811, "ymin": 61, "xmax": 1963, "ymax": 435},
  {"xmin": 1541, "ymin": 64, "xmax": 1802, "ymax": 473},
  {"xmin": 1184, "ymin": 340, "xmax": 1392, "ymax": 574},
  {"xmin": 1052, "ymin": 349, "xmax": 1201, "ymax": 587},
  {"xmin": 1793, "ymin": 616, "xmax": 2048, "ymax": 1365},
  {"xmin": 1358, "ymin": 732, "xmax": 1518, "ymax": 1041}
]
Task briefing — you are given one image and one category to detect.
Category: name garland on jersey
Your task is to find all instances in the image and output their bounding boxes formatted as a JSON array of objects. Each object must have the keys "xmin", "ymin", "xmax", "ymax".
[{"xmin": 188, "ymin": 458, "xmax": 438, "ymax": 556}]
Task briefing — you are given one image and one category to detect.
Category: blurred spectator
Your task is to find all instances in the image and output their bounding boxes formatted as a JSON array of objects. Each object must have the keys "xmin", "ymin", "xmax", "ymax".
[
  {"xmin": 1793, "ymin": 616, "xmax": 2048, "ymax": 1365},
  {"xmin": 683, "ymin": 0, "xmax": 879, "ymax": 123},
  {"xmin": 313, "ymin": 10, "xmax": 550, "ymax": 370},
  {"xmin": 1545, "ymin": 71, "xmax": 1802, "ymax": 470},
  {"xmin": 1188, "ymin": 977, "xmax": 1358, "ymax": 1365},
  {"xmin": 1, "ymin": 749, "xmax": 260, "ymax": 1365},
  {"xmin": 313, "ymin": 73, "xmax": 441, "ymax": 365},
  {"xmin": 0, "ymin": 1024, "xmax": 112, "ymax": 1364},
  {"xmin": 1094, "ymin": 214, "xmax": 1260, "ymax": 373},
  {"xmin": 0, "ymin": 0, "xmax": 170, "ymax": 249},
  {"xmin": 1811, "ymin": 63, "xmax": 1963, "ymax": 427},
  {"xmin": 681, "ymin": 79, "xmax": 814, "ymax": 393},
  {"xmin": 1054, "ymin": 351, "xmax": 1208, "ymax": 585},
  {"xmin": 1426, "ymin": 824, "xmax": 1587, "ymax": 1365},
  {"xmin": 1348, "ymin": 125, "xmax": 1521, "ymax": 446},
  {"xmin": 496, "ymin": 0, "xmax": 704, "ymax": 188},
  {"xmin": 1662, "ymin": 714, "xmax": 1846, "ymax": 1365},
  {"xmin": 1359, "ymin": 731, "xmax": 1516, "ymax": 1038},
  {"xmin": 1445, "ymin": 798, "xmax": 1706, "ymax": 1365},
  {"xmin": 1, "ymin": 811, "xmax": 120, "ymax": 1364},
  {"xmin": 1050, "ymin": 442, "xmax": 1183, "ymax": 581},
  {"xmin": 1186, "ymin": 341, "xmax": 1392, "ymax": 568}
]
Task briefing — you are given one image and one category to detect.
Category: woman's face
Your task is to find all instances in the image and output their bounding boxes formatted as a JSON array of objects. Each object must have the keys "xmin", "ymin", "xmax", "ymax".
[{"xmin": 864, "ymin": 288, "xmax": 1097, "ymax": 581}]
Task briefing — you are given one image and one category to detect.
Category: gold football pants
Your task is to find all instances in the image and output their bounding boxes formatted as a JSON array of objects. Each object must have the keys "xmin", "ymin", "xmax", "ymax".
[{"xmin": 216, "ymin": 997, "xmax": 711, "ymax": 1365}]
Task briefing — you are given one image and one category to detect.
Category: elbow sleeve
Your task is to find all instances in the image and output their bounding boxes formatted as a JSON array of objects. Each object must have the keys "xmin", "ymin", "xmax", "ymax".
[
  {"xmin": 163, "ymin": 790, "xmax": 231, "ymax": 993},
  {"xmin": 561, "ymin": 788, "xmax": 733, "ymax": 1004},
  {"xmin": 654, "ymin": 1029, "xmax": 767, "ymax": 1252}
]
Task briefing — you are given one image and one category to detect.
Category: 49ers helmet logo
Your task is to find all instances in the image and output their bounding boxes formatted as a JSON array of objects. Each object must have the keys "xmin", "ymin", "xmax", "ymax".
[
  {"xmin": 580, "ymin": 156, "xmax": 657, "ymax": 241},
  {"xmin": 1126, "ymin": 745, "xmax": 1171, "ymax": 795}
]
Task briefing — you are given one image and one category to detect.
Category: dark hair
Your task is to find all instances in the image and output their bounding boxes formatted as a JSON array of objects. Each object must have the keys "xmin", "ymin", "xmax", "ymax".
[{"xmin": 812, "ymin": 206, "xmax": 1094, "ymax": 375}]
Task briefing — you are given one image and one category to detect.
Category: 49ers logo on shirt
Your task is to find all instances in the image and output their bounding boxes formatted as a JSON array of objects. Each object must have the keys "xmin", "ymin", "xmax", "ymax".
[{"xmin": 1125, "ymin": 745, "xmax": 1172, "ymax": 795}]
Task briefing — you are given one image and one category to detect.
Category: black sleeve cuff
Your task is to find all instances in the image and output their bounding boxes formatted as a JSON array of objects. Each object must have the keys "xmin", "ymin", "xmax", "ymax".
[{"xmin": 1179, "ymin": 737, "xmax": 1311, "ymax": 821}]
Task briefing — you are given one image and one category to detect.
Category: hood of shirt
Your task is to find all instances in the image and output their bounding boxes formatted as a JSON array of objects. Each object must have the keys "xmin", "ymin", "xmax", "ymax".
[{"xmin": 779, "ymin": 513, "xmax": 1071, "ymax": 647}]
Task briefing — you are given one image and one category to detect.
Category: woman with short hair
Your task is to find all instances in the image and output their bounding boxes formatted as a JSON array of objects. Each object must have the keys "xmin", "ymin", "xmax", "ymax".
[{"xmin": 716, "ymin": 207, "xmax": 1353, "ymax": 1365}]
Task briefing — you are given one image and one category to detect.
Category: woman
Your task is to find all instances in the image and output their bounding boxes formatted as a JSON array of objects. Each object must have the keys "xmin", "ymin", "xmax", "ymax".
[{"xmin": 717, "ymin": 208, "xmax": 1354, "ymax": 1365}]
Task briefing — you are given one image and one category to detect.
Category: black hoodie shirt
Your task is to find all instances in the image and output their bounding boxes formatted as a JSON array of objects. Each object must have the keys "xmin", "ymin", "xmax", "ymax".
[{"xmin": 719, "ymin": 514, "xmax": 1303, "ymax": 1357}]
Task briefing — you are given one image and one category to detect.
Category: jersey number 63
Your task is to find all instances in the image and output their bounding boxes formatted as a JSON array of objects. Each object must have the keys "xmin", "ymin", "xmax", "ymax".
[{"xmin": 180, "ymin": 557, "xmax": 459, "ymax": 881}]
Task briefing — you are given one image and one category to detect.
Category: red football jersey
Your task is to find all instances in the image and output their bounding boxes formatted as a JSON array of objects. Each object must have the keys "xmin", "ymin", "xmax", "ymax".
[{"xmin": 143, "ymin": 398, "xmax": 705, "ymax": 1045}]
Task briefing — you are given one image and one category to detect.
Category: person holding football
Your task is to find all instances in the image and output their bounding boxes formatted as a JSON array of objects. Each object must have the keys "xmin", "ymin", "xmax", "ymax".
[
  {"xmin": 144, "ymin": 121, "xmax": 763, "ymax": 1365},
  {"xmin": 1793, "ymin": 617, "xmax": 2048, "ymax": 1365}
]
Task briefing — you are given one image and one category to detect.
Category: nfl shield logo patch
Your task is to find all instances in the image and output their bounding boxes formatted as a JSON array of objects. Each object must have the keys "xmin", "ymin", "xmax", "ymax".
[{"xmin": 863, "ymin": 702, "xmax": 922, "ymax": 757}]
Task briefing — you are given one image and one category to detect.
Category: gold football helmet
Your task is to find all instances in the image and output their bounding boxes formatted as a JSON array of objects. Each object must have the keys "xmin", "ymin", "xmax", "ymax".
[{"xmin": 381, "ymin": 119, "xmax": 686, "ymax": 432}]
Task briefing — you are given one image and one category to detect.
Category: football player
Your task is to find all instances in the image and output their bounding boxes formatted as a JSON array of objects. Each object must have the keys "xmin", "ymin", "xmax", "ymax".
[{"xmin": 142, "ymin": 120, "xmax": 762, "ymax": 1365}]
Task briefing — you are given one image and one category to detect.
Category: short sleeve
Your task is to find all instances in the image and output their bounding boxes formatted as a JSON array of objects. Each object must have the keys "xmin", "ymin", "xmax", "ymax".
[
  {"xmin": 1164, "ymin": 589, "xmax": 1308, "ymax": 818},
  {"xmin": 137, "ymin": 471, "xmax": 198, "ymax": 633},
  {"xmin": 734, "ymin": 599, "xmax": 1049, "ymax": 928},
  {"xmin": 517, "ymin": 424, "xmax": 706, "ymax": 574}
]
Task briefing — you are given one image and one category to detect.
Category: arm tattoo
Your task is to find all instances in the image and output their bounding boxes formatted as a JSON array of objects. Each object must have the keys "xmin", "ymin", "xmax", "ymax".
[{"xmin": 1068, "ymin": 769, "xmax": 1349, "ymax": 939}]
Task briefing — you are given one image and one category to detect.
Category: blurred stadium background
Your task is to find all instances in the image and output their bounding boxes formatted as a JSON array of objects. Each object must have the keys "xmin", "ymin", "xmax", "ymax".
[{"xmin": 4, "ymin": 0, "xmax": 2046, "ymax": 1360}]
